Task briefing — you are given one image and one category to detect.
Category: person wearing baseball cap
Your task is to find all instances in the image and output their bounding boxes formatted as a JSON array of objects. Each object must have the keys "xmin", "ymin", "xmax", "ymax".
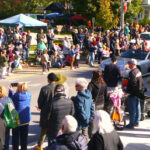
[{"xmin": 126, "ymin": 58, "xmax": 145, "ymax": 129}]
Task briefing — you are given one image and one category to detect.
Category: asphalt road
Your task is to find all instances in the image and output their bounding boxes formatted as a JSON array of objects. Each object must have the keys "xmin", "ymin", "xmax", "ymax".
[{"xmin": 0, "ymin": 66, "xmax": 150, "ymax": 150}]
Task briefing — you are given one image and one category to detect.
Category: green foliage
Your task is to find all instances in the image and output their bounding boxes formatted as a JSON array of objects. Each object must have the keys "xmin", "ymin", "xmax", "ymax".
[
  {"xmin": 125, "ymin": 0, "xmax": 144, "ymax": 21},
  {"xmin": 0, "ymin": 0, "xmax": 39, "ymax": 19},
  {"xmin": 96, "ymin": 0, "xmax": 118, "ymax": 30},
  {"xmin": 139, "ymin": 17, "xmax": 150, "ymax": 26}
]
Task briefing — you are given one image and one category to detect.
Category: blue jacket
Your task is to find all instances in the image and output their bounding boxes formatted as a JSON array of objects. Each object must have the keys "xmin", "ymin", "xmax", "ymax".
[
  {"xmin": 73, "ymin": 90, "xmax": 94, "ymax": 130},
  {"xmin": 0, "ymin": 97, "xmax": 10, "ymax": 116},
  {"xmin": 9, "ymin": 90, "xmax": 32, "ymax": 124}
]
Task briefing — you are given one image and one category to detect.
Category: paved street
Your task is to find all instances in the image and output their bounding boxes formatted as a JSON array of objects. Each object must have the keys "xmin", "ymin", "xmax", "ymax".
[{"xmin": 0, "ymin": 64, "xmax": 150, "ymax": 150}]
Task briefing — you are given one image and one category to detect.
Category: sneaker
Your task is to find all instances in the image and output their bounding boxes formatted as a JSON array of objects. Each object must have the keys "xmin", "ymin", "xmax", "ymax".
[
  {"xmin": 34, "ymin": 145, "xmax": 43, "ymax": 150},
  {"xmin": 42, "ymin": 72, "xmax": 46, "ymax": 75},
  {"xmin": 126, "ymin": 124, "xmax": 134, "ymax": 129},
  {"xmin": 71, "ymin": 68, "xmax": 75, "ymax": 70}
]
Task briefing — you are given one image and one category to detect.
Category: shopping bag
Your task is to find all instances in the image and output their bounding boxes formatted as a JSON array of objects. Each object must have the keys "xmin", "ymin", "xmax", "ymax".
[
  {"xmin": 111, "ymin": 107, "xmax": 121, "ymax": 122},
  {"xmin": 3, "ymin": 99, "xmax": 20, "ymax": 128}
]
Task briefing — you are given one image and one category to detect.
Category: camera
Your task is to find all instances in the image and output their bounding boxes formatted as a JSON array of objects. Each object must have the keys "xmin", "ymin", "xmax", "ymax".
[{"xmin": 11, "ymin": 83, "xmax": 18, "ymax": 87}]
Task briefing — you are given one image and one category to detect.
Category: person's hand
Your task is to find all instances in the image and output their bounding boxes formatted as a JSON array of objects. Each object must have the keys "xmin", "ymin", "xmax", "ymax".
[{"xmin": 9, "ymin": 85, "xmax": 13, "ymax": 91}]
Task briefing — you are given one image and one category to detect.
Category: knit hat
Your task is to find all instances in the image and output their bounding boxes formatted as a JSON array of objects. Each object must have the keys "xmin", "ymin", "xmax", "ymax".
[{"xmin": 47, "ymin": 73, "xmax": 58, "ymax": 82}]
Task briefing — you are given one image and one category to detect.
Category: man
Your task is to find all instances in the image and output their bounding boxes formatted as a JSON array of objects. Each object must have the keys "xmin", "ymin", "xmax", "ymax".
[
  {"xmin": 78, "ymin": 29, "xmax": 85, "ymax": 50},
  {"xmin": 37, "ymin": 28, "xmax": 45, "ymax": 44},
  {"xmin": 63, "ymin": 36, "xmax": 71, "ymax": 59},
  {"xmin": 48, "ymin": 115, "xmax": 88, "ymax": 150},
  {"xmin": 0, "ymin": 28, "xmax": 7, "ymax": 48},
  {"xmin": 104, "ymin": 56, "xmax": 121, "ymax": 88},
  {"xmin": 34, "ymin": 73, "xmax": 58, "ymax": 150},
  {"xmin": 126, "ymin": 59, "xmax": 145, "ymax": 129},
  {"xmin": 23, "ymin": 30, "xmax": 32, "ymax": 63},
  {"xmin": 72, "ymin": 78, "xmax": 94, "ymax": 141},
  {"xmin": 47, "ymin": 84, "xmax": 74, "ymax": 147}
]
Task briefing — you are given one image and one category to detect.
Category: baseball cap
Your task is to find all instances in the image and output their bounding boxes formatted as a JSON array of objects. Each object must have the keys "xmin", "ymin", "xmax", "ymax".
[
  {"xmin": 55, "ymin": 84, "xmax": 65, "ymax": 93},
  {"xmin": 128, "ymin": 59, "xmax": 137, "ymax": 65}
]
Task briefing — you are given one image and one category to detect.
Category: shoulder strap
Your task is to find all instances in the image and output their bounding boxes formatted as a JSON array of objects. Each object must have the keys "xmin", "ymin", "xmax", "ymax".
[{"xmin": 0, "ymin": 103, "xmax": 4, "ymax": 109}]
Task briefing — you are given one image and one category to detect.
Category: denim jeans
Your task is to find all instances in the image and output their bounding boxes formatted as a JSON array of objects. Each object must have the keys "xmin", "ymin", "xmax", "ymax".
[
  {"xmin": 89, "ymin": 52, "xmax": 95, "ymax": 66},
  {"xmin": 1, "ymin": 67, "xmax": 7, "ymax": 78},
  {"xmin": 127, "ymin": 96, "xmax": 141, "ymax": 126},
  {"xmin": 22, "ymin": 47, "xmax": 29, "ymax": 62},
  {"xmin": 12, "ymin": 124, "xmax": 29, "ymax": 150}
]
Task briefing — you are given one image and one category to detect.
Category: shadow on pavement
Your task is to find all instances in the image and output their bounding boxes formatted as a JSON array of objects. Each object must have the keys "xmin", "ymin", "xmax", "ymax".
[
  {"xmin": 28, "ymin": 124, "xmax": 40, "ymax": 144},
  {"xmin": 70, "ymin": 70, "xmax": 93, "ymax": 79},
  {"xmin": 125, "ymin": 143, "xmax": 150, "ymax": 150},
  {"xmin": 119, "ymin": 131, "xmax": 150, "ymax": 138},
  {"xmin": 31, "ymin": 112, "xmax": 40, "ymax": 115}
]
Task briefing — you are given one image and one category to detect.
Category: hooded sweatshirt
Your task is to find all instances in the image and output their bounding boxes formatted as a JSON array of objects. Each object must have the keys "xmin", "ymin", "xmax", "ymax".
[
  {"xmin": 73, "ymin": 90, "xmax": 94, "ymax": 130},
  {"xmin": 88, "ymin": 81, "xmax": 107, "ymax": 105}
]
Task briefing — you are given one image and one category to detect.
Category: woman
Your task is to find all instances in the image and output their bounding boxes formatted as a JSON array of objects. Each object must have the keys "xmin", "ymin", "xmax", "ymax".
[
  {"xmin": 88, "ymin": 110, "xmax": 123, "ymax": 150},
  {"xmin": 70, "ymin": 45, "xmax": 76, "ymax": 70},
  {"xmin": 9, "ymin": 82, "xmax": 32, "ymax": 150},
  {"xmin": 88, "ymin": 70, "xmax": 107, "ymax": 110},
  {"xmin": 37, "ymin": 39, "xmax": 47, "ymax": 54},
  {"xmin": 0, "ymin": 49, "xmax": 8, "ymax": 79},
  {"xmin": 0, "ymin": 85, "xmax": 10, "ymax": 150}
]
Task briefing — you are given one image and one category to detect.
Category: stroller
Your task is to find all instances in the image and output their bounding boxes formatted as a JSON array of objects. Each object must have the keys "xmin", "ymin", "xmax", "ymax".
[
  {"xmin": 107, "ymin": 86, "xmax": 126, "ymax": 130},
  {"xmin": 141, "ymin": 95, "xmax": 150, "ymax": 120}
]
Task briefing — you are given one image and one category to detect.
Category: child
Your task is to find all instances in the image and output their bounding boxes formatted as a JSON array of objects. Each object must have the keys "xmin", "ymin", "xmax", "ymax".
[
  {"xmin": 0, "ymin": 50, "xmax": 8, "ymax": 79},
  {"xmin": 7, "ymin": 44, "xmax": 14, "ymax": 76},
  {"xmin": 74, "ymin": 44, "xmax": 80, "ymax": 68},
  {"xmin": 41, "ymin": 50, "xmax": 49, "ymax": 74},
  {"xmin": 70, "ymin": 45, "xmax": 75, "ymax": 70},
  {"xmin": 102, "ymin": 45, "xmax": 110, "ymax": 60}
]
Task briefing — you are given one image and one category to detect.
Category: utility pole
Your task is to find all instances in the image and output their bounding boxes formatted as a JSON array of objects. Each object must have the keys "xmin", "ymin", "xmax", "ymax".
[{"xmin": 120, "ymin": 0, "xmax": 124, "ymax": 29}]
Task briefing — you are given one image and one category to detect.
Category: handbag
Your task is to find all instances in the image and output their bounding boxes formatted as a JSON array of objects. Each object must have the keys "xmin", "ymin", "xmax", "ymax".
[
  {"xmin": 3, "ymin": 98, "xmax": 20, "ymax": 128},
  {"xmin": 111, "ymin": 106, "xmax": 121, "ymax": 122}
]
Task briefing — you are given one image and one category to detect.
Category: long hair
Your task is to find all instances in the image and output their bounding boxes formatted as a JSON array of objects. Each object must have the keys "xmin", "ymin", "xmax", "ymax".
[
  {"xmin": 0, "ymin": 85, "xmax": 7, "ymax": 98},
  {"xmin": 91, "ymin": 70, "xmax": 105, "ymax": 85},
  {"xmin": 92, "ymin": 110, "xmax": 114, "ymax": 134}
]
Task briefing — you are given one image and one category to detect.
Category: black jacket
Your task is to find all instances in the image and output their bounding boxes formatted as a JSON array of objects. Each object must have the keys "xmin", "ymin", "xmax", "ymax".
[
  {"xmin": 88, "ymin": 131, "xmax": 123, "ymax": 150},
  {"xmin": 127, "ymin": 68, "xmax": 145, "ymax": 98},
  {"xmin": 47, "ymin": 93, "xmax": 74, "ymax": 138},
  {"xmin": 38, "ymin": 83, "xmax": 56, "ymax": 128},
  {"xmin": 88, "ymin": 81, "xmax": 107, "ymax": 106},
  {"xmin": 48, "ymin": 132, "xmax": 88, "ymax": 150},
  {"xmin": 104, "ymin": 63, "xmax": 121, "ymax": 87},
  {"xmin": 72, "ymin": 32, "xmax": 80, "ymax": 45}
]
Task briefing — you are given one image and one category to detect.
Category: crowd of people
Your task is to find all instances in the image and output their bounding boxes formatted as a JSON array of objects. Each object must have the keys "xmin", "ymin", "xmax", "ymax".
[
  {"xmin": 1, "ymin": 22, "xmax": 150, "ymax": 77},
  {"xmin": 0, "ymin": 55, "xmax": 146, "ymax": 150},
  {"xmin": 0, "ymin": 22, "xmax": 148, "ymax": 150}
]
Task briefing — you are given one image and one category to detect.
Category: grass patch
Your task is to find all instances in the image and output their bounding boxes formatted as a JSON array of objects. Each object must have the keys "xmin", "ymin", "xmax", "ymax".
[
  {"xmin": 29, "ymin": 54, "xmax": 36, "ymax": 62},
  {"xmin": 30, "ymin": 45, "xmax": 37, "ymax": 51}
]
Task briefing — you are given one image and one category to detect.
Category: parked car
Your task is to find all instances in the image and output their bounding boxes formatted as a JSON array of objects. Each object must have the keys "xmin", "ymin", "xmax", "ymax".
[{"xmin": 99, "ymin": 49, "xmax": 150, "ymax": 77}]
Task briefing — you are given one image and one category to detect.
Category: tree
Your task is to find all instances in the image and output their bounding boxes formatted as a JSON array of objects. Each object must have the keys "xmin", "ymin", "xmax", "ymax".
[
  {"xmin": 125, "ymin": 0, "xmax": 144, "ymax": 21},
  {"xmin": 96, "ymin": 0, "xmax": 118, "ymax": 30},
  {"xmin": 0, "ymin": 0, "xmax": 39, "ymax": 19}
]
